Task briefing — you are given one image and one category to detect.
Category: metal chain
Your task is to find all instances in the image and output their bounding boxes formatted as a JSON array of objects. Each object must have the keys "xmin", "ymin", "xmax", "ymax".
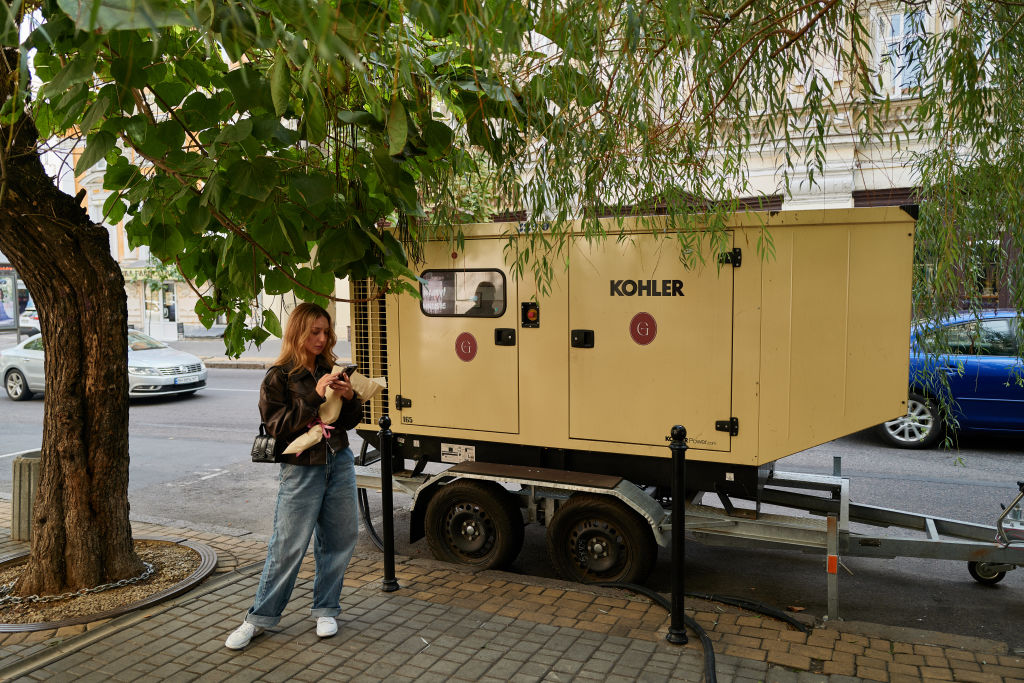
[{"xmin": 0, "ymin": 562, "xmax": 154, "ymax": 606}]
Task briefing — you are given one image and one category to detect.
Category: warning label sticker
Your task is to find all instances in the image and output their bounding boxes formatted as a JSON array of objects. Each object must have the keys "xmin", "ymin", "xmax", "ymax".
[{"xmin": 441, "ymin": 443, "xmax": 476, "ymax": 463}]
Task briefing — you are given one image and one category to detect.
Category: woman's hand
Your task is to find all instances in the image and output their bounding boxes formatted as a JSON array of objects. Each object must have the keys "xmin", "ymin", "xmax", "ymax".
[
  {"xmin": 316, "ymin": 372, "xmax": 355, "ymax": 399},
  {"xmin": 315, "ymin": 372, "xmax": 341, "ymax": 398},
  {"xmin": 337, "ymin": 373, "xmax": 355, "ymax": 400}
]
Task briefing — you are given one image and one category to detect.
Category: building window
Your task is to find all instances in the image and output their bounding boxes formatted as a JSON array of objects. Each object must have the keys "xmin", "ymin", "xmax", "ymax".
[
  {"xmin": 420, "ymin": 270, "xmax": 507, "ymax": 317},
  {"xmin": 877, "ymin": 9, "xmax": 925, "ymax": 96}
]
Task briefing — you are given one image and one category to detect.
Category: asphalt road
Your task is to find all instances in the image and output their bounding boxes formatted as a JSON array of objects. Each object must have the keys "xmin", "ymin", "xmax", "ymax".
[{"xmin": 0, "ymin": 357, "xmax": 1022, "ymax": 651}]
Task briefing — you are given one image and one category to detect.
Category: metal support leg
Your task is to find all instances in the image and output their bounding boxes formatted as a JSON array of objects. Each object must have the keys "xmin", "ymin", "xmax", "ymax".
[
  {"xmin": 666, "ymin": 425, "xmax": 689, "ymax": 645},
  {"xmin": 379, "ymin": 416, "xmax": 400, "ymax": 593},
  {"xmin": 826, "ymin": 513, "xmax": 839, "ymax": 621}
]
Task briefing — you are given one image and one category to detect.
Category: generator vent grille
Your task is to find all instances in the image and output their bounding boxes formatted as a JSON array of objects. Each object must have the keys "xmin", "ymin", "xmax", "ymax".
[{"xmin": 352, "ymin": 279, "xmax": 388, "ymax": 428}]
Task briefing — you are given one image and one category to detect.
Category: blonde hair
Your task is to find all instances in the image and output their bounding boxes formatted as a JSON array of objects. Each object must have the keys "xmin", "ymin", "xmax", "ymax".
[{"xmin": 273, "ymin": 303, "xmax": 338, "ymax": 372}]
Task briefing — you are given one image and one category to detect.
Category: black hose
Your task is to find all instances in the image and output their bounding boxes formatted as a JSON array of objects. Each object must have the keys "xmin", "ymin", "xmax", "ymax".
[
  {"xmin": 357, "ymin": 440, "xmax": 385, "ymax": 551},
  {"xmin": 598, "ymin": 582, "xmax": 717, "ymax": 683},
  {"xmin": 358, "ymin": 488, "xmax": 385, "ymax": 551},
  {"xmin": 684, "ymin": 591, "xmax": 811, "ymax": 634}
]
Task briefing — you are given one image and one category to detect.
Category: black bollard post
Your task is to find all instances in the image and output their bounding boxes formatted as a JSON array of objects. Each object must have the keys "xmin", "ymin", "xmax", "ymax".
[
  {"xmin": 666, "ymin": 424, "xmax": 689, "ymax": 645},
  {"xmin": 378, "ymin": 415, "xmax": 400, "ymax": 592}
]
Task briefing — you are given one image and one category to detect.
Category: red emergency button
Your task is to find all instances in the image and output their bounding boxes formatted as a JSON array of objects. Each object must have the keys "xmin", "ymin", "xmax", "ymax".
[{"xmin": 521, "ymin": 302, "xmax": 540, "ymax": 328}]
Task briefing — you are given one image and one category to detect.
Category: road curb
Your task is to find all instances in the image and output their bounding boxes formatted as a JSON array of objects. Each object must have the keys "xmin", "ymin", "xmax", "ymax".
[{"xmin": 200, "ymin": 358, "xmax": 274, "ymax": 369}]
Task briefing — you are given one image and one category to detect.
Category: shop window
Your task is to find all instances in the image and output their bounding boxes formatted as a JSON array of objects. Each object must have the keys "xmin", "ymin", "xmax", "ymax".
[{"xmin": 420, "ymin": 270, "xmax": 507, "ymax": 317}]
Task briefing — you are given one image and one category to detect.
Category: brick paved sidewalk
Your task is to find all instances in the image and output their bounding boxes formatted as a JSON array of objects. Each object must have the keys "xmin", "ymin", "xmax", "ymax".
[{"xmin": 0, "ymin": 509, "xmax": 1021, "ymax": 682}]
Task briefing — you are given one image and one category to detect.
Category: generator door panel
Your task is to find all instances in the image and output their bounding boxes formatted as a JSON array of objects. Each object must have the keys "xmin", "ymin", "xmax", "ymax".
[
  {"xmin": 396, "ymin": 241, "xmax": 519, "ymax": 433},
  {"xmin": 568, "ymin": 234, "xmax": 734, "ymax": 450}
]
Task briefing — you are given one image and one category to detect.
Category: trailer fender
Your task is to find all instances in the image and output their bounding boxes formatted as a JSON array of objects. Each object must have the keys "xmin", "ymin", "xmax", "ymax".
[{"xmin": 409, "ymin": 474, "xmax": 454, "ymax": 543}]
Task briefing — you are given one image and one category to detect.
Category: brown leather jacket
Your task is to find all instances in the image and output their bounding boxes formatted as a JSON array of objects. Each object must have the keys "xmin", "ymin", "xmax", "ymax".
[{"xmin": 259, "ymin": 359, "xmax": 362, "ymax": 465}]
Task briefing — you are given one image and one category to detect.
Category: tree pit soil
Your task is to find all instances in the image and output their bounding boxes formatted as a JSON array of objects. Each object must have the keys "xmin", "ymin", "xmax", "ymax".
[{"xmin": 0, "ymin": 540, "xmax": 200, "ymax": 624}]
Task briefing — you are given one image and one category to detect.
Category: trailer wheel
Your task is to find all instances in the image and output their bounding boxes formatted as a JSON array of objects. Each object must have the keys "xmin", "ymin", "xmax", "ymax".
[
  {"xmin": 424, "ymin": 480, "xmax": 524, "ymax": 570},
  {"xmin": 968, "ymin": 561, "xmax": 1006, "ymax": 586},
  {"xmin": 546, "ymin": 494, "xmax": 655, "ymax": 584}
]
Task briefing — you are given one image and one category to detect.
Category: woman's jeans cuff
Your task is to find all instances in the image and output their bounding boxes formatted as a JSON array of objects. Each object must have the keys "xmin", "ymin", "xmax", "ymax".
[
  {"xmin": 310, "ymin": 607, "xmax": 341, "ymax": 618},
  {"xmin": 245, "ymin": 611, "xmax": 280, "ymax": 629}
]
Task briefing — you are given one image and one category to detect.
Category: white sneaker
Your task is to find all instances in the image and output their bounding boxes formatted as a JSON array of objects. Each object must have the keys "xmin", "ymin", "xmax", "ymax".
[
  {"xmin": 225, "ymin": 621, "xmax": 263, "ymax": 650},
  {"xmin": 316, "ymin": 616, "xmax": 338, "ymax": 638}
]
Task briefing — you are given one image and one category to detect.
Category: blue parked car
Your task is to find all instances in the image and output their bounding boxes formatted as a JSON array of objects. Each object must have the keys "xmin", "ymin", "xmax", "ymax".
[{"xmin": 877, "ymin": 311, "xmax": 1024, "ymax": 448}]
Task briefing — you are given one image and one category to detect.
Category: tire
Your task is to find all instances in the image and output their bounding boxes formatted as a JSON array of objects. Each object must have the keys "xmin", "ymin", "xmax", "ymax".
[
  {"xmin": 424, "ymin": 480, "xmax": 524, "ymax": 570},
  {"xmin": 875, "ymin": 391, "xmax": 942, "ymax": 449},
  {"xmin": 546, "ymin": 494, "xmax": 656, "ymax": 584},
  {"xmin": 968, "ymin": 561, "xmax": 1006, "ymax": 586},
  {"xmin": 4, "ymin": 369, "xmax": 32, "ymax": 401}
]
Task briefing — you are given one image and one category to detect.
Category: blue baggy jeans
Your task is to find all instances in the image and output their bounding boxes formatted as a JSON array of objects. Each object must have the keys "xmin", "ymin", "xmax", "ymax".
[{"xmin": 244, "ymin": 446, "xmax": 358, "ymax": 628}]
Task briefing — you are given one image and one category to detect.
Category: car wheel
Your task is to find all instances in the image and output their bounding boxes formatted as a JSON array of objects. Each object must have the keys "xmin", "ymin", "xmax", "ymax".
[
  {"xmin": 875, "ymin": 391, "xmax": 942, "ymax": 449},
  {"xmin": 4, "ymin": 369, "xmax": 33, "ymax": 401}
]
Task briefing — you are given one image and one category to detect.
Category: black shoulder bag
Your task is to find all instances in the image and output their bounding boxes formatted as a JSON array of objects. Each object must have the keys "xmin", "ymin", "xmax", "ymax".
[{"xmin": 251, "ymin": 424, "xmax": 277, "ymax": 463}]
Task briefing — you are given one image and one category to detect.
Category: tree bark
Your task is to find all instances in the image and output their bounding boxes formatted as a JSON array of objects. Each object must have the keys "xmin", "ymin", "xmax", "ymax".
[{"xmin": 0, "ymin": 49, "xmax": 143, "ymax": 594}]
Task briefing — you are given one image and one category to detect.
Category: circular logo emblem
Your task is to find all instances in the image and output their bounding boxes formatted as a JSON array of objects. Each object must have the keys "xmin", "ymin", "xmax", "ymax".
[
  {"xmin": 455, "ymin": 332, "xmax": 478, "ymax": 361},
  {"xmin": 630, "ymin": 312, "xmax": 657, "ymax": 345}
]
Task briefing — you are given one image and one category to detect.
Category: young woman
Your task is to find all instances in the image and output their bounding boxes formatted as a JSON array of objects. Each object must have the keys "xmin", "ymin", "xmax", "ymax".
[{"xmin": 226, "ymin": 302, "xmax": 362, "ymax": 649}]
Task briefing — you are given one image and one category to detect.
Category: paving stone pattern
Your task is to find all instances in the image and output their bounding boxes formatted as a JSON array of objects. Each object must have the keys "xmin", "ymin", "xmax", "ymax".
[{"xmin": 0, "ymin": 505, "xmax": 1022, "ymax": 681}]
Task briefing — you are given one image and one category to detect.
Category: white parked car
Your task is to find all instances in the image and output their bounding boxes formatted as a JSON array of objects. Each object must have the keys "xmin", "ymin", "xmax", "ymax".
[
  {"xmin": 18, "ymin": 308, "xmax": 39, "ymax": 335},
  {"xmin": 1, "ymin": 331, "xmax": 208, "ymax": 401}
]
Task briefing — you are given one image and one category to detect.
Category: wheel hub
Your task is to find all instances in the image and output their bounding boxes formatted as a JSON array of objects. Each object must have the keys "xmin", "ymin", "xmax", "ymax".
[
  {"xmin": 571, "ymin": 520, "xmax": 621, "ymax": 573},
  {"xmin": 445, "ymin": 503, "xmax": 492, "ymax": 556}
]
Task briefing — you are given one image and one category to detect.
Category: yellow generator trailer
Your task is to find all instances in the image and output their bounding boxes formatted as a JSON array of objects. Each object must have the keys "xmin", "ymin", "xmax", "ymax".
[{"xmin": 353, "ymin": 207, "xmax": 918, "ymax": 583}]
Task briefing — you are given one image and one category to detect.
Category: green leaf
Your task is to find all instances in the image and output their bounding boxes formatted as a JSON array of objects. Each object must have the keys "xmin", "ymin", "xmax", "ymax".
[
  {"xmin": 226, "ymin": 158, "xmax": 277, "ymax": 201},
  {"xmin": 149, "ymin": 222, "xmax": 185, "ymax": 259},
  {"xmin": 39, "ymin": 56, "xmax": 96, "ymax": 100},
  {"xmin": 152, "ymin": 119, "xmax": 186, "ymax": 151},
  {"xmin": 252, "ymin": 326, "xmax": 271, "ymax": 347},
  {"xmin": 195, "ymin": 298, "xmax": 218, "ymax": 328},
  {"xmin": 75, "ymin": 131, "xmax": 117, "ymax": 175},
  {"xmin": 422, "ymin": 120, "xmax": 453, "ymax": 157},
  {"xmin": 262, "ymin": 309, "xmax": 282, "ymax": 337},
  {"xmin": 317, "ymin": 228, "xmax": 366, "ymax": 270},
  {"xmin": 0, "ymin": 1, "xmax": 19, "ymax": 47},
  {"xmin": 303, "ymin": 90, "xmax": 326, "ymax": 144},
  {"xmin": 263, "ymin": 268, "xmax": 291, "ymax": 295},
  {"xmin": 79, "ymin": 88, "xmax": 114, "ymax": 133},
  {"xmin": 214, "ymin": 117, "xmax": 253, "ymax": 145},
  {"xmin": 289, "ymin": 173, "xmax": 333, "ymax": 208},
  {"xmin": 181, "ymin": 195, "xmax": 211, "ymax": 234},
  {"xmin": 224, "ymin": 66, "xmax": 272, "ymax": 113},
  {"xmin": 102, "ymin": 190, "xmax": 127, "ymax": 224},
  {"xmin": 337, "ymin": 109, "xmax": 381, "ymax": 129},
  {"xmin": 270, "ymin": 50, "xmax": 291, "ymax": 117},
  {"xmin": 388, "ymin": 96, "xmax": 407, "ymax": 156},
  {"xmin": 57, "ymin": 0, "xmax": 191, "ymax": 31},
  {"xmin": 151, "ymin": 80, "xmax": 192, "ymax": 110}
]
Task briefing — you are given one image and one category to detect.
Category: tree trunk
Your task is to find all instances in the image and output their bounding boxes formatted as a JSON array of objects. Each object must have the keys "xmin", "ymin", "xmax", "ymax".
[{"xmin": 0, "ymin": 49, "xmax": 143, "ymax": 594}]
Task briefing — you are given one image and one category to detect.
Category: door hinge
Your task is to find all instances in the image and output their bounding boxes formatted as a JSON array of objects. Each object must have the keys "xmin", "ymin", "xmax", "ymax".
[
  {"xmin": 395, "ymin": 395, "xmax": 412, "ymax": 410},
  {"xmin": 715, "ymin": 417, "xmax": 739, "ymax": 436},
  {"xmin": 718, "ymin": 248, "xmax": 742, "ymax": 267}
]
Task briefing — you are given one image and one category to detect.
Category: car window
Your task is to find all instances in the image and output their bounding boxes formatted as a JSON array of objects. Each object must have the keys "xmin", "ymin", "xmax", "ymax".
[
  {"xmin": 24, "ymin": 338, "xmax": 43, "ymax": 351},
  {"xmin": 927, "ymin": 319, "xmax": 1017, "ymax": 356},
  {"xmin": 977, "ymin": 319, "xmax": 1017, "ymax": 356},
  {"xmin": 127, "ymin": 331, "xmax": 167, "ymax": 351}
]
